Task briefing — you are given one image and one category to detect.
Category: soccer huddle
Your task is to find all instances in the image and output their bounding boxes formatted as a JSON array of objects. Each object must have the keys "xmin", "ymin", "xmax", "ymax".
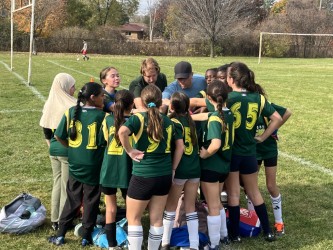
[{"xmin": 40, "ymin": 58, "xmax": 291, "ymax": 249}]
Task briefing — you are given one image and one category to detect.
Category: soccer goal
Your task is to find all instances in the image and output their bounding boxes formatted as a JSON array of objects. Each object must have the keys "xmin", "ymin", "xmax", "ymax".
[
  {"xmin": 258, "ymin": 32, "xmax": 333, "ymax": 63},
  {"xmin": 11, "ymin": 0, "xmax": 35, "ymax": 85}
]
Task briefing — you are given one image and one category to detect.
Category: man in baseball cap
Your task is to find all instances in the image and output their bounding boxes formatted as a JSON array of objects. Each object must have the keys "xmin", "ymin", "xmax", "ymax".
[{"xmin": 161, "ymin": 61, "xmax": 206, "ymax": 113}]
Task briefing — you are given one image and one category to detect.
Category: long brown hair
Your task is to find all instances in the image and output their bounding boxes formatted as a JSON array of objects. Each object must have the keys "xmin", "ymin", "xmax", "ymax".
[
  {"xmin": 141, "ymin": 85, "xmax": 163, "ymax": 142},
  {"xmin": 207, "ymin": 80, "xmax": 229, "ymax": 132},
  {"xmin": 169, "ymin": 92, "xmax": 197, "ymax": 146},
  {"xmin": 113, "ymin": 90, "xmax": 134, "ymax": 144}
]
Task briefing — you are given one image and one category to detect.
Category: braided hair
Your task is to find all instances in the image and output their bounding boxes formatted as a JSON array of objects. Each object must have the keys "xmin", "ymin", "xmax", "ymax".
[{"xmin": 69, "ymin": 82, "xmax": 103, "ymax": 140}]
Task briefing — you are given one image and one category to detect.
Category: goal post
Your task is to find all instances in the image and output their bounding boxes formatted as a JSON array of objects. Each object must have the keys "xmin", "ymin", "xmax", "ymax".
[
  {"xmin": 11, "ymin": 0, "xmax": 35, "ymax": 85},
  {"xmin": 258, "ymin": 32, "xmax": 333, "ymax": 64}
]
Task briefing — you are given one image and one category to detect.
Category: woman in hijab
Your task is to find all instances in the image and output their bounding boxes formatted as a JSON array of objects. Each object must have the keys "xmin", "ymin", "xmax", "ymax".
[{"xmin": 40, "ymin": 73, "xmax": 77, "ymax": 231}]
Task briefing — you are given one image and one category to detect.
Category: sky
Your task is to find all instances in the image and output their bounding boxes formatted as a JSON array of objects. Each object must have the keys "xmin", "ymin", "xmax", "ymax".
[{"xmin": 138, "ymin": 0, "xmax": 148, "ymax": 15}]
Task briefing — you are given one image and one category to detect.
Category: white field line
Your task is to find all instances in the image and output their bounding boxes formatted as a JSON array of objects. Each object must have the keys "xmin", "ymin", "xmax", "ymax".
[
  {"xmin": 1, "ymin": 178, "xmax": 52, "ymax": 184},
  {"xmin": 47, "ymin": 60, "xmax": 128, "ymax": 89},
  {"xmin": 0, "ymin": 109, "xmax": 41, "ymax": 113},
  {"xmin": 0, "ymin": 60, "xmax": 46, "ymax": 102},
  {"xmin": 279, "ymin": 151, "xmax": 333, "ymax": 176}
]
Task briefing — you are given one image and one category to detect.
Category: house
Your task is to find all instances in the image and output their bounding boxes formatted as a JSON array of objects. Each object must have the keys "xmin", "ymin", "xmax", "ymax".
[{"xmin": 119, "ymin": 23, "xmax": 146, "ymax": 40}]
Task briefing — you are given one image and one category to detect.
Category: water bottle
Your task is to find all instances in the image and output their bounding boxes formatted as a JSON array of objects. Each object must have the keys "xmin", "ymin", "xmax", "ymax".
[
  {"xmin": 20, "ymin": 206, "xmax": 35, "ymax": 219},
  {"xmin": 20, "ymin": 197, "xmax": 41, "ymax": 219}
]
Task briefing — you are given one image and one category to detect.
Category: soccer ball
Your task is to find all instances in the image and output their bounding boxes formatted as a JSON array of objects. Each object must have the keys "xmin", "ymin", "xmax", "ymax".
[{"xmin": 77, "ymin": 57, "xmax": 80, "ymax": 61}]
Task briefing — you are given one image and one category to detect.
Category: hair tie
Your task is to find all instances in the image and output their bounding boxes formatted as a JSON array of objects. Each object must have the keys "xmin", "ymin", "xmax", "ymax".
[{"xmin": 147, "ymin": 102, "xmax": 156, "ymax": 108}]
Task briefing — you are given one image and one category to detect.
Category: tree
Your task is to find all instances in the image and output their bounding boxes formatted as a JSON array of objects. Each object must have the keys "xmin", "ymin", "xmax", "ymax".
[{"xmin": 169, "ymin": 0, "xmax": 261, "ymax": 57}]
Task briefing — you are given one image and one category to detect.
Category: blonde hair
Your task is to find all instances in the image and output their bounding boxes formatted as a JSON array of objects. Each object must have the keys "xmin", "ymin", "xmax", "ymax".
[{"xmin": 140, "ymin": 58, "xmax": 160, "ymax": 75}]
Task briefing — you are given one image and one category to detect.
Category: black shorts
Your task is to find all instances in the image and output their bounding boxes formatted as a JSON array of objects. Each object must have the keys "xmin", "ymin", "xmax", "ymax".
[
  {"xmin": 100, "ymin": 186, "xmax": 117, "ymax": 195},
  {"xmin": 201, "ymin": 169, "xmax": 229, "ymax": 183},
  {"xmin": 230, "ymin": 155, "xmax": 258, "ymax": 174},
  {"xmin": 127, "ymin": 174, "xmax": 172, "ymax": 200},
  {"xmin": 257, "ymin": 156, "xmax": 278, "ymax": 167}
]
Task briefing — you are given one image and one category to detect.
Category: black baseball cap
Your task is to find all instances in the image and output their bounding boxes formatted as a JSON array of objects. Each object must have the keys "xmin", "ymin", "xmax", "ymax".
[{"xmin": 174, "ymin": 61, "xmax": 192, "ymax": 79}]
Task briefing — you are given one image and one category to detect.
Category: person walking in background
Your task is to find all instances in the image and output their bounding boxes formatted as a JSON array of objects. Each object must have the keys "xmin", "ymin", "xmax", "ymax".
[
  {"xmin": 161, "ymin": 92, "xmax": 200, "ymax": 250},
  {"xmin": 225, "ymin": 62, "xmax": 282, "ymax": 242},
  {"xmin": 81, "ymin": 40, "xmax": 89, "ymax": 61},
  {"xmin": 48, "ymin": 82, "xmax": 105, "ymax": 247},
  {"xmin": 129, "ymin": 57, "xmax": 167, "ymax": 110},
  {"xmin": 99, "ymin": 90, "xmax": 134, "ymax": 250},
  {"xmin": 39, "ymin": 73, "xmax": 77, "ymax": 231},
  {"xmin": 118, "ymin": 85, "xmax": 183, "ymax": 250}
]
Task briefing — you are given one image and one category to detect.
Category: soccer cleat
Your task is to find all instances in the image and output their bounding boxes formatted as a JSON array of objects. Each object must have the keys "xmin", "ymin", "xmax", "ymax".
[
  {"xmin": 208, "ymin": 245, "xmax": 219, "ymax": 250},
  {"xmin": 109, "ymin": 246, "xmax": 123, "ymax": 250},
  {"xmin": 51, "ymin": 222, "xmax": 58, "ymax": 231},
  {"xmin": 229, "ymin": 235, "xmax": 242, "ymax": 243},
  {"xmin": 220, "ymin": 236, "xmax": 230, "ymax": 245},
  {"xmin": 264, "ymin": 232, "xmax": 276, "ymax": 242},
  {"xmin": 48, "ymin": 235, "xmax": 65, "ymax": 246},
  {"xmin": 160, "ymin": 244, "xmax": 170, "ymax": 250},
  {"xmin": 274, "ymin": 222, "xmax": 285, "ymax": 236},
  {"xmin": 81, "ymin": 238, "xmax": 91, "ymax": 246}
]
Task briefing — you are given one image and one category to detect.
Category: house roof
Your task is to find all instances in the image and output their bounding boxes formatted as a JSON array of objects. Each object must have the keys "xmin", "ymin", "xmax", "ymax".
[{"xmin": 120, "ymin": 23, "xmax": 145, "ymax": 32}]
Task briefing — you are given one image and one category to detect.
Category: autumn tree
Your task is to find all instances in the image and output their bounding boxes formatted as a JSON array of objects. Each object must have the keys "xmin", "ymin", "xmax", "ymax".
[{"xmin": 168, "ymin": 0, "xmax": 266, "ymax": 57}]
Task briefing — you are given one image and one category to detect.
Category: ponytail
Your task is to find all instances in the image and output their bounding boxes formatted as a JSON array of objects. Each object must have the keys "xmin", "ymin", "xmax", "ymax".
[
  {"xmin": 147, "ymin": 105, "xmax": 163, "ymax": 142},
  {"xmin": 113, "ymin": 90, "xmax": 134, "ymax": 144},
  {"xmin": 70, "ymin": 92, "xmax": 82, "ymax": 140}
]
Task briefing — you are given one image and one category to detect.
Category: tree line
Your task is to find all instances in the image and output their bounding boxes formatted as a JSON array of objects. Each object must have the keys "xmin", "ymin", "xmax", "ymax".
[{"xmin": 1, "ymin": 0, "xmax": 333, "ymax": 57}]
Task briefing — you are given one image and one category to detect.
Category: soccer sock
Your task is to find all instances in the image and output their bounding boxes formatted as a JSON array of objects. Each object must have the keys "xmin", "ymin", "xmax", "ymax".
[
  {"xmin": 207, "ymin": 215, "xmax": 221, "ymax": 247},
  {"xmin": 148, "ymin": 225, "xmax": 163, "ymax": 250},
  {"xmin": 246, "ymin": 195, "xmax": 255, "ymax": 211},
  {"xmin": 254, "ymin": 203, "xmax": 271, "ymax": 234},
  {"xmin": 161, "ymin": 211, "xmax": 175, "ymax": 246},
  {"xmin": 127, "ymin": 225, "xmax": 143, "ymax": 250},
  {"xmin": 271, "ymin": 194, "xmax": 283, "ymax": 223},
  {"xmin": 220, "ymin": 208, "xmax": 228, "ymax": 238},
  {"xmin": 228, "ymin": 205, "xmax": 240, "ymax": 237},
  {"xmin": 186, "ymin": 212, "xmax": 199, "ymax": 250},
  {"xmin": 105, "ymin": 222, "xmax": 117, "ymax": 247}
]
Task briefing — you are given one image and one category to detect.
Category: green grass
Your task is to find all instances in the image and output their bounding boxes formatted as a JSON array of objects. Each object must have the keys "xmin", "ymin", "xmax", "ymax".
[{"xmin": 0, "ymin": 52, "xmax": 332, "ymax": 249}]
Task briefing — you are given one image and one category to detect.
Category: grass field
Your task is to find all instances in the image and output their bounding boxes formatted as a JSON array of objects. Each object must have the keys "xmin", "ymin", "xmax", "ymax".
[{"xmin": 0, "ymin": 52, "xmax": 332, "ymax": 250}]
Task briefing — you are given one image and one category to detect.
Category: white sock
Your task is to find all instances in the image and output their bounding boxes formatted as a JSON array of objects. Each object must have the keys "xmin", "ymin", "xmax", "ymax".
[
  {"xmin": 207, "ymin": 215, "xmax": 221, "ymax": 247},
  {"xmin": 127, "ymin": 225, "xmax": 143, "ymax": 250},
  {"xmin": 161, "ymin": 211, "xmax": 175, "ymax": 246},
  {"xmin": 186, "ymin": 212, "xmax": 199, "ymax": 250},
  {"xmin": 247, "ymin": 196, "xmax": 255, "ymax": 211},
  {"xmin": 271, "ymin": 194, "xmax": 283, "ymax": 223},
  {"xmin": 148, "ymin": 225, "xmax": 163, "ymax": 250},
  {"xmin": 219, "ymin": 208, "xmax": 228, "ymax": 238}
]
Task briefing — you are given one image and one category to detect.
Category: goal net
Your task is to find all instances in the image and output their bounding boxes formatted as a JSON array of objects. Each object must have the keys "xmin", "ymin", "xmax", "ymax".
[
  {"xmin": 11, "ymin": 0, "xmax": 35, "ymax": 84},
  {"xmin": 258, "ymin": 32, "xmax": 333, "ymax": 63}
]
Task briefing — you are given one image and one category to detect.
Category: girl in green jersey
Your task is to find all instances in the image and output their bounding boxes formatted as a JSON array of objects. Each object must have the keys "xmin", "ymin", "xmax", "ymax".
[
  {"xmin": 161, "ymin": 92, "xmax": 200, "ymax": 250},
  {"xmin": 100, "ymin": 90, "xmax": 134, "ymax": 249},
  {"xmin": 119, "ymin": 85, "xmax": 183, "ymax": 250},
  {"xmin": 225, "ymin": 62, "xmax": 282, "ymax": 242},
  {"xmin": 199, "ymin": 80, "xmax": 234, "ymax": 249},
  {"xmin": 49, "ymin": 82, "xmax": 105, "ymax": 247}
]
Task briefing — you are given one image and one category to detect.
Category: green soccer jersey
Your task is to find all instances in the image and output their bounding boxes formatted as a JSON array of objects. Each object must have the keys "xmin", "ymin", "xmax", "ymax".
[
  {"xmin": 195, "ymin": 90, "xmax": 215, "ymax": 112},
  {"xmin": 171, "ymin": 116, "xmax": 200, "ymax": 179},
  {"xmin": 227, "ymin": 91, "xmax": 275, "ymax": 156},
  {"xmin": 256, "ymin": 103, "xmax": 287, "ymax": 160},
  {"xmin": 99, "ymin": 114, "xmax": 132, "ymax": 188},
  {"xmin": 200, "ymin": 110, "xmax": 234, "ymax": 174},
  {"xmin": 103, "ymin": 89, "xmax": 117, "ymax": 113},
  {"xmin": 55, "ymin": 107, "xmax": 106, "ymax": 185},
  {"xmin": 123, "ymin": 112, "xmax": 174, "ymax": 178}
]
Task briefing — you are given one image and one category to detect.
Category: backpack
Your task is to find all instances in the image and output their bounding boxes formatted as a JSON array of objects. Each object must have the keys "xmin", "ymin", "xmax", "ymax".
[{"xmin": 0, "ymin": 193, "xmax": 46, "ymax": 234}]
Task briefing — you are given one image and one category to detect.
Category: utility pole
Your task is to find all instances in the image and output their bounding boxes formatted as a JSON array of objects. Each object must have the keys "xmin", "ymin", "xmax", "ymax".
[{"xmin": 319, "ymin": 0, "xmax": 322, "ymax": 10}]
